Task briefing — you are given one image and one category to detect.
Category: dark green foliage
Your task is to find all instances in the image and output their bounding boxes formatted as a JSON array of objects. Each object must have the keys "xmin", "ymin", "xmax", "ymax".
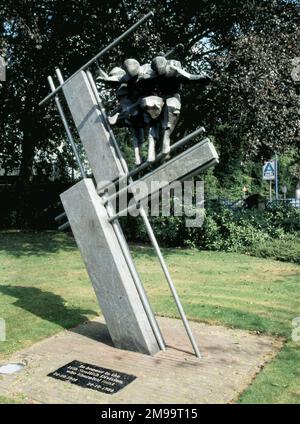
[
  {"xmin": 0, "ymin": 0, "xmax": 131, "ymax": 178},
  {"xmin": 122, "ymin": 203, "xmax": 300, "ymax": 264},
  {"xmin": 0, "ymin": 181, "xmax": 73, "ymax": 230},
  {"xmin": 249, "ymin": 235, "xmax": 299, "ymax": 264},
  {"xmin": 1, "ymin": 1, "xmax": 299, "ymax": 181}
]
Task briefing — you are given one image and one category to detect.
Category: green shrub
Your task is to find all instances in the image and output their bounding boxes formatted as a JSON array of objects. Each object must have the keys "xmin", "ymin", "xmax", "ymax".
[
  {"xmin": 250, "ymin": 233, "xmax": 300, "ymax": 264},
  {"xmin": 123, "ymin": 202, "xmax": 300, "ymax": 264}
]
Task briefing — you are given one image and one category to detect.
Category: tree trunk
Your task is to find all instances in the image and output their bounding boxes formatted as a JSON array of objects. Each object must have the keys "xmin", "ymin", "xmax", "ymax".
[{"xmin": 19, "ymin": 125, "xmax": 37, "ymax": 181}]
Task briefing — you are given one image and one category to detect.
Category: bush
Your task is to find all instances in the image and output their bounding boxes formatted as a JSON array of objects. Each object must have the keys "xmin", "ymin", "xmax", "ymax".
[
  {"xmin": 198, "ymin": 205, "xmax": 300, "ymax": 263},
  {"xmin": 123, "ymin": 203, "xmax": 300, "ymax": 264},
  {"xmin": 250, "ymin": 233, "xmax": 300, "ymax": 264}
]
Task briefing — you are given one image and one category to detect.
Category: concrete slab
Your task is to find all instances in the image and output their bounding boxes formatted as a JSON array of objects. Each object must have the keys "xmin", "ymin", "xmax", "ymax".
[
  {"xmin": 61, "ymin": 179, "xmax": 160, "ymax": 355},
  {"xmin": 62, "ymin": 71, "xmax": 124, "ymax": 185},
  {"xmin": 0, "ymin": 317, "xmax": 282, "ymax": 404},
  {"xmin": 131, "ymin": 138, "xmax": 218, "ymax": 203}
]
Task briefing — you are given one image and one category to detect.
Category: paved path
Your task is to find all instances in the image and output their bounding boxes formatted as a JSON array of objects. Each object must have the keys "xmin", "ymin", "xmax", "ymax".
[{"xmin": 0, "ymin": 317, "xmax": 282, "ymax": 404}]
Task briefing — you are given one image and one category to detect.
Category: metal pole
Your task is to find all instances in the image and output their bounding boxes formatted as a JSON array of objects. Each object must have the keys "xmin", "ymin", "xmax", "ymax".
[
  {"xmin": 109, "ymin": 200, "xmax": 141, "ymax": 222},
  {"xmin": 275, "ymin": 153, "xmax": 279, "ymax": 201},
  {"xmin": 39, "ymin": 12, "xmax": 154, "ymax": 106},
  {"xmin": 55, "ymin": 211, "xmax": 67, "ymax": 222},
  {"xmin": 164, "ymin": 43, "xmax": 183, "ymax": 59},
  {"xmin": 139, "ymin": 208, "xmax": 201, "ymax": 358},
  {"xmin": 58, "ymin": 221, "xmax": 70, "ymax": 231},
  {"xmin": 47, "ymin": 76, "xmax": 86, "ymax": 179},
  {"xmin": 88, "ymin": 69, "xmax": 201, "ymax": 358},
  {"xmin": 270, "ymin": 180, "xmax": 272, "ymax": 202}
]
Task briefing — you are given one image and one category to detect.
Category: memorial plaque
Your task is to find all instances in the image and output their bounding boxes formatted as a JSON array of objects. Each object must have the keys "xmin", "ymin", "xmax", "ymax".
[{"xmin": 48, "ymin": 360, "xmax": 136, "ymax": 394}]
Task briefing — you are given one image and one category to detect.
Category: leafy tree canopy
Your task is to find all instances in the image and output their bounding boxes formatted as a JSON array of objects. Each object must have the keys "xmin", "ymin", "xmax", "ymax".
[{"xmin": 0, "ymin": 0, "xmax": 299, "ymax": 185}]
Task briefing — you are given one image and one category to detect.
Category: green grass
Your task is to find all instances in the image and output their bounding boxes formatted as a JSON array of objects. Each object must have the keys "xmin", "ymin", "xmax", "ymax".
[
  {"xmin": 0, "ymin": 231, "xmax": 299, "ymax": 403},
  {"xmin": 0, "ymin": 395, "xmax": 16, "ymax": 404},
  {"xmin": 0, "ymin": 394, "xmax": 25, "ymax": 404},
  {"xmin": 0, "ymin": 231, "xmax": 99, "ymax": 358}
]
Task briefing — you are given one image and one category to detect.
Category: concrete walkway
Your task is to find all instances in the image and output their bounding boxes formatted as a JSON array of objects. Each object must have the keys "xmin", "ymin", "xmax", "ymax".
[{"xmin": 0, "ymin": 317, "xmax": 282, "ymax": 404}]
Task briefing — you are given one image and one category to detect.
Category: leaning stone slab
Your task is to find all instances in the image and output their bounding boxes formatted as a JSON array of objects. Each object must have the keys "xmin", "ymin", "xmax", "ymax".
[
  {"xmin": 62, "ymin": 71, "xmax": 124, "ymax": 185},
  {"xmin": 127, "ymin": 138, "xmax": 218, "ymax": 204},
  {"xmin": 60, "ymin": 178, "xmax": 159, "ymax": 355}
]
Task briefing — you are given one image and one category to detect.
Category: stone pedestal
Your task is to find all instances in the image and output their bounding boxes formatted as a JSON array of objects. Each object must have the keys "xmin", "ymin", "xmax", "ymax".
[{"xmin": 60, "ymin": 179, "xmax": 160, "ymax": 355}]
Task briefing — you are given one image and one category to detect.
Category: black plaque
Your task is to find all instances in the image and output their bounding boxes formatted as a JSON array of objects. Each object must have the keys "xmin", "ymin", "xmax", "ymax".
[{"xmin": 48, "ymin": 360, "xmax": 136, "ymax": 394}]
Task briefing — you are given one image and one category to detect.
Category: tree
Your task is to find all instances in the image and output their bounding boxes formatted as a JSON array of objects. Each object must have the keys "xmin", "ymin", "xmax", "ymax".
[
  {"xmin": 209, "ymin": 1, "xmax": 300, "ymax": 158},
  {"xmin": 120, "ymin": 0, "xmax": 300, "ymax": 165},
  {"xmin": 0, "ymin": 0, "xmax": 130, "ymax": 180},
  {"xmin": 0, "ymin": 0, "xmax": 299, "ymax": 185}
]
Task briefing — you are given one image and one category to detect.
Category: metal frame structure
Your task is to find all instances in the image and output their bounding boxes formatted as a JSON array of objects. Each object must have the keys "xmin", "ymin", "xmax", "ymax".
[{"xmin": 41, "ymin": 12, "xmax": 207, "ymax": 358}]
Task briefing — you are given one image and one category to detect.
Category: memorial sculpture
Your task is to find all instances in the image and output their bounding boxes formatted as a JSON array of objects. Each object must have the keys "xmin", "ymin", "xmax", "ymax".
[
  {"xmin": 39, "ymin": 12, "xmax": 219, "ymax": 359},
  {"xmin": 97, "ymin": 56, "xmax": 210, "ymax": 165}
]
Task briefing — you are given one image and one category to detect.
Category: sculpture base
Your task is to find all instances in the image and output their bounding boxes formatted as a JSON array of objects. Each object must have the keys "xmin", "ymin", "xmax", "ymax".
[{"xmin": 0, "ymin": 317, "xmax": 282, "ymax": 404}]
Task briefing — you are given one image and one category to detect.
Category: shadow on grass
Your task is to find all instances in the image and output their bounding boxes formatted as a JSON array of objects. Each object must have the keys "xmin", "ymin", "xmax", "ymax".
[
  {"xmin": 0, "ymin": 231, "xmax": 76, "ymax": 257},
  {"xmin": 1, "ymin": 231, "xmax": 197, "ymax": 261},
  {"xmin": 0, "ymin": 285, "xmax": 96, "ymax": 330},
  {"xmin": 71, "ymin": 320, "xmax": 113, "ymax": 346}
]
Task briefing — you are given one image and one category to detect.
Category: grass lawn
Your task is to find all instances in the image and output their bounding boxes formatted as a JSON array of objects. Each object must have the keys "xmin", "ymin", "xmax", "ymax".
[{"xmin": 0, "ymin": 230, "xmax": 299, "ymax": 404}]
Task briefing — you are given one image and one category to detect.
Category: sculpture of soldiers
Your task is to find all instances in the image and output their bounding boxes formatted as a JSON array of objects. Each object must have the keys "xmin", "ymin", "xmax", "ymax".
[{"xmin": 97, "ymin": 55, "xmax": 210, "ymax": 165}]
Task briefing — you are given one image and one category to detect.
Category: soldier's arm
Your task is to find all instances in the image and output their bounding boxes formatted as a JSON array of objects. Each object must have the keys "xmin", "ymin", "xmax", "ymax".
[
  {"xmin": 96, "ymin": 68, "xmax": 125, "ymax": 86},
  {"xmin": 168, "ymin": 65, "xmax": 211, "ymax": 83}
]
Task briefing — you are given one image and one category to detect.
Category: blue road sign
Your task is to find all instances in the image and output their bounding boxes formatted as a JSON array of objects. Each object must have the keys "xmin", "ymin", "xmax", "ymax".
[{"xmin": 263, "ymin": 161, "xmax": 275, "ymax": 180}]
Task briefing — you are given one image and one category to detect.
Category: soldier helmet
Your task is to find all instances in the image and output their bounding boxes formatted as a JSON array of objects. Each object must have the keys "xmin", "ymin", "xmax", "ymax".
[
  {"xmin": 123, "ymin": 58, "xmax": 140, "ymax": 77},
  {"xmin": 151, "ymin": 56, "xmax": 168, "ymax": 75}
]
